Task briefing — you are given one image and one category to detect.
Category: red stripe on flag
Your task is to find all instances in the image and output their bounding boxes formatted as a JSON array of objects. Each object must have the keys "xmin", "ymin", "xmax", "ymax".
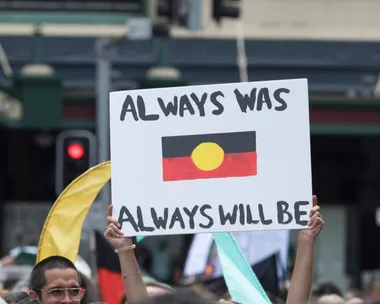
[
  {"xmin": 163, "ymin": 152, "xmax": 257, "ymax": 181},
  {"xmin": 98, "ymin": 268, "xmax": 125, "ymax": 304}
]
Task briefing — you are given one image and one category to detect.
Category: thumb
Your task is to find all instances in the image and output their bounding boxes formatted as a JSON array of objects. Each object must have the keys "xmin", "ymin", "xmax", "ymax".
[
  {"xmin": 312, "ymin": 195, "xmax": 318, "ymax": 207},
  {"xmin": 108, "ymin": 204, "xmax": 113, "ymax": 217}
]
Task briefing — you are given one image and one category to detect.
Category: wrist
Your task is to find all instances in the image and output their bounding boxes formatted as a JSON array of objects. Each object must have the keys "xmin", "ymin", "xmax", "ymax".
[
  {"xmin": 298, "ymin": 233, "xmax": 316, "ymax": 247},
  {"xmin": 114, "ymin": 243, "xmax": 136, "ymax": 254},
  {"xmin": 118, "ymin": 250, "xmax": 140, "ymax": 273},
  {"xmin": 117, "ymin": 247, "xmax": 136, "ymax": 259}
]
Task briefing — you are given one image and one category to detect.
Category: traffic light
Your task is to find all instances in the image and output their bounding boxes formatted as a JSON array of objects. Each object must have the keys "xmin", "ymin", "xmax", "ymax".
[
  {"xmin": 212, "ymin": 0, "xmax": 241, "ymax": 23},
  {"xmin": 55, "ymin": 130, "xmax": 97, "ymax": 196}
]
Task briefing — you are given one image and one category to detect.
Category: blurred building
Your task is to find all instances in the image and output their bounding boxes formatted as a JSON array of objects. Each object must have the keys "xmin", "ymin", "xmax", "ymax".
[{"xmin": 1, "ymin": 0, "xmax": 380, "ymax": 292}]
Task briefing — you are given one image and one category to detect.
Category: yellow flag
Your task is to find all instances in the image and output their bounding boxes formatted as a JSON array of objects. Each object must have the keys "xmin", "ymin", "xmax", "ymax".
[{"xmin": 36, "ymin": 161, "xmax": 111, "ymax": 263}]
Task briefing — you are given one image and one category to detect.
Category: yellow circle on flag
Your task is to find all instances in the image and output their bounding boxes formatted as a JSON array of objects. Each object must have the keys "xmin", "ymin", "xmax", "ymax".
[{"xmin": 191, "ymin": 142, "xmax": 224, "ymax": 171}]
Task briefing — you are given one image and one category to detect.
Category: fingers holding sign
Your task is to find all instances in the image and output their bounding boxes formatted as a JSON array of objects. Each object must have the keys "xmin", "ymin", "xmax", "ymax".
[
  {"xmin": 106, "ymin": 205, "xmax": 122, "ymax": 230},
  {"xmin": 105, "ymin": 204, "xmax": 133, "ymax": 249},
  {"xmin": 299, "ymin": 195, "xmax": 324, "ymax": 243},
  {"xmin": 308, "ymin": 195, "xmax": 324, "ymax": 235}
]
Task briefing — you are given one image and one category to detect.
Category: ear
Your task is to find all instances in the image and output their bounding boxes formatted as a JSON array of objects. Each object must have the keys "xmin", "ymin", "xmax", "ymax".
[{"xmin": 28, "ymin": 290, "xmax": 38, "ymax": 299}]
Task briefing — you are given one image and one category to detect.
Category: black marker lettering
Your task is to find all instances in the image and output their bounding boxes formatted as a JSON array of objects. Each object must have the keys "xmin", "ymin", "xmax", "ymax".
[
  {"xmin": 246, "ymin": 205, "xmax": 259, "ymax": 224},
  {"xmin": 233, "ymin": 88, "xmax": 256, "ymax": 113},
  {"xmin": 239, "ymin": 203, "xmax": 245, "ymax": 225},
  {"xmin": 137, "ymin": 95, "xmax": 159, "ymax": 121},
  {"xmin": 118, "ymin": 206, "xmax": 139, "ymax": 232},
  {"xmin": 219, "ymin": 204, "xmax": 238, "ymax": 225},
  {"xmin": 277, "ymin": 201, "xmax": 292, "ymax": 224},
  {"xmin": 120, "ymin": 95, "xmax": 139, "ymax": 121},
  {"xmin": 137, "ymin": 206, "xmax": 154, "ymax": 231},
  {"xmin": 259, "ymin": 204, "xmax": 272, "ymax": 225},
  {"xmin": 183, "ymin": 205, "xmax": 199, "ymax": 229},
  {"xmin": 273, "ymin": 88, "xmax": 289, "ymax": 111},
  {"xmin": 151, "ymin": 208, "xmax": 169, "ymax": 229},
  {"xmin": 295, "ymin": 201, "xmax": 309, "ymax": 226},
  {"xmin": 179, "ymin": 95, "xmax": 195, "ymax": 117},
  {"xmin": 210, "ymin": 91, "xmax": 224, "ymax": 115},
  {"xmin": 190, "ymin": 93, "xmax": 207, "ymax": 117},
  {"xmin": 169, "ymin": 207, "xmax": 185, "ymax": 229},
  {"xmin": 257, "ymin": 87, "xmax": 272, "ymax": 111},
  {"xmin": 158, "ymin": 97, "xmax": 178, "ymax": 116},
  {"xmin": 200, "ymin": 204, "xmax": 214, "ymax": 228}
]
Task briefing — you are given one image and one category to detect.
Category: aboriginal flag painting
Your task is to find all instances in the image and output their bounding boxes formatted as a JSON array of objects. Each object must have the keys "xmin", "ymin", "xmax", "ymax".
[{"xmin": 161, "ymin": 131, "xmax": 257, "ymax": 181}]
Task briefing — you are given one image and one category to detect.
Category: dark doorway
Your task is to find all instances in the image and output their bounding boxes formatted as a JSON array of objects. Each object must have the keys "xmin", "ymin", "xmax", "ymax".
[{"xmin": 360, "ymin": 208, "xmax": 380, "ymax": 270}]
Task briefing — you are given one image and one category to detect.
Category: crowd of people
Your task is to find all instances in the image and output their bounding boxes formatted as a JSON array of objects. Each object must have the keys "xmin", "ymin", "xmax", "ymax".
[{"xmin": 0, "ymin": 196, "xmax": 379, "ymax": 304}]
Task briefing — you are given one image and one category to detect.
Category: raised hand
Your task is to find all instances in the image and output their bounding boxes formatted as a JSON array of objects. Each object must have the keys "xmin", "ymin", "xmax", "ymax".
[
  {"xmin": 286, "ymin": 195, "xmax": 324, "ymax": 304},
  {"xmin": 104, "ymin": 204, "xmax": 133, "ymax": 250},
  {"xmin": 299, "ymin": 195, "xmax": 324, "ymax": 243}
]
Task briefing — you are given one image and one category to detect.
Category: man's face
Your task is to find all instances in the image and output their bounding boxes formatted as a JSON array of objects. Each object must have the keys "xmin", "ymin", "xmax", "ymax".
[{"xmin": 34, "ymin": 268, "xmax": 82, "ymax": 304}]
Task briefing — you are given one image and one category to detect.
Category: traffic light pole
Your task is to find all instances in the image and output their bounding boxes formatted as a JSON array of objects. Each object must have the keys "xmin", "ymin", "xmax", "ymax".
[
  {"xmin": 95, "ymin": 38, "xmax": 114, "ymax": 208},
  {"xmin": 94, "ymin": 18, "xmax": 177, "ymax": 216},
  {"xmin": 95, "ymin": 22, "xmax": 153, "ymax": 209}
]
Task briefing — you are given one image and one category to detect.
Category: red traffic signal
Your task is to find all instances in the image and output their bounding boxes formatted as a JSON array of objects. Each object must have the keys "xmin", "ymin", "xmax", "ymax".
[
  {"xmin": 56, "ymin": 130, "xmax": 97, "ymax": 196},
  {"xmin": 67, "ymin": 142, "xmax": 85, "ymax": 160}
]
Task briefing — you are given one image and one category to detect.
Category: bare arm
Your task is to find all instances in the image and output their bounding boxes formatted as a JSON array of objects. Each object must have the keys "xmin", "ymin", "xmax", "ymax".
[
  {"xmin": 286, "ymin": 235, "xmax": 315, "ymax": 304},
  {"xmin": 286, "ymin": 195, "xmax": 324, "ymax": 304},
  {"xmin": 105, "ymin": 205, "xmax": 149, "ymax": 302},
  {"xmin": 118, "ymin": 245, "xmax": 149, "ymax": 302}
]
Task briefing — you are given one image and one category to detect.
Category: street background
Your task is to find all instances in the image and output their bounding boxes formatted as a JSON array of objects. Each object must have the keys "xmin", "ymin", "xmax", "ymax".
[{"xmin": 1, "ymin": 0, "xmax": 380, "ymax": 303}]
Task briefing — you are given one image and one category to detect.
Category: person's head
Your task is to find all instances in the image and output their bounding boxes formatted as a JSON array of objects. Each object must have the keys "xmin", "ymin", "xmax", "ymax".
[
  {"xmin": 12, "ymin": 278, "xmax": 30, "ymax": 294},
  {"xmin": 145, "ymin": 281, "xmax": 176, "ymax": 298},
  {"xmin": 2, "ymin": 291, "xmax": 29, "ymax": 304},
  {"xmin": 6, "ymin": 297, "xmax": 39, "ymax": 304},
  {"xmin": 316, "ymin": 294, "xmax": 345, "ymax": 304},
  {"xmin": 345, "ymin": 287, "xmax": 362, "ymax": 301},
  {"xmin": 370, "ymin": 279, "xmax": 380, "ymax": 294},
  {"xmin": 312, "ymin": 282, "xmax": 343, "ymax": 298},
  {"xmin": 22, "ymin": 299, "xmax": 39, "ymax": 304},
  {"xmin": 28, "ymin": 256, "xmax": 84, "ymax": 304},
  {"xmin": 265, "ymin": 291, "xmax": 285, "ymax": 304},
  {"xmin": 188, "ymin": 284, "xmax": 217, "ymax": 302},
  {"xmin": 134, "ymin": 291, "xmax": 216, "ymax": 304},
  {"xmin": 77, "ymin": 274, "xmax": 99, "ymax": 304},
  {"xmin": 120, "ymin": 280, "xmax": 176, "ymax": 304},
  {"xmin": 345, "ymin": 297, "xmax": 364, "ymax": 304},
  {"xmin": 3, "ymin": 280, "xmax": 20, "ymax": 292}
]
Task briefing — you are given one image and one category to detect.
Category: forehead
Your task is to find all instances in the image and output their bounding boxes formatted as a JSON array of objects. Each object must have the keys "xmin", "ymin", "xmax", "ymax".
[{"xmin": 43, "ymin": 268, "xmax": 79, "ymax": 289}]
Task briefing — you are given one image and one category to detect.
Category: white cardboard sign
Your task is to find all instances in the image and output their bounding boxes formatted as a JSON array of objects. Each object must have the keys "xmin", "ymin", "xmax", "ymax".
[{"xmin": 109, "ymin": 78, "xmax": 312, "ymax": 237}]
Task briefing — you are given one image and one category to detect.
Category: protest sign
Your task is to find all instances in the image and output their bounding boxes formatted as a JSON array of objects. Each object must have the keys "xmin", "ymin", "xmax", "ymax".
[{"xmin": 109, "ymin": 78, "xmax": 312, "ymax": 236}]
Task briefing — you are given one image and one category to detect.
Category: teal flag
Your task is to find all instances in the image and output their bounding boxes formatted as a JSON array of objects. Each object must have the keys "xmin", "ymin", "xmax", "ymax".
[
  {"xmin": 136, "ymin": 236, "xmax": 145, "ymax": 242},
  {"xmin": 136, "ymin": 233, "xmax": 270, "ymax": 304}
]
